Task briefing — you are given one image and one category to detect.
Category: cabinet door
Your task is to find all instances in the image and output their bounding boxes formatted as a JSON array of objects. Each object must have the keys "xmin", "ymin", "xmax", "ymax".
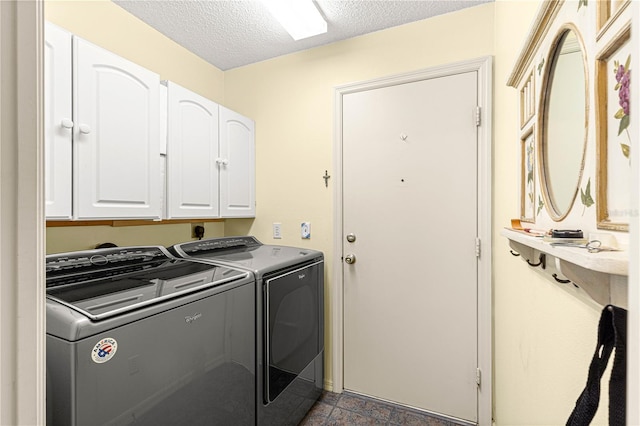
[
  {"xmin": 219, "ymin": 107, "xmax": 256, "ymax": 218},
  {"xmin": 44, "ymin": 23, "xmax": 73, "ymax": 220},
  {"xmin": 73, "ymin": 37, "xmax": 161, "ymax": 219},
  {"xmin": 165, "ymin": 82, "xmax": 220, "ymax": 218}
]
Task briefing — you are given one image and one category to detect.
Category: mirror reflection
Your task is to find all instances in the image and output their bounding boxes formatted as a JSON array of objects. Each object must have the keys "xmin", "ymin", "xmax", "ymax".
[{"xmin": 541, "ymin": 29, "xmax": 587, "ymax": 220}]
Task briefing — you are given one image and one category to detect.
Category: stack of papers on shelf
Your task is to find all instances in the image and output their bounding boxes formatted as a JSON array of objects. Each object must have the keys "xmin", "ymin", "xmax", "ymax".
[{"xmin": 542, "ymin": 235, "xmax": 588, "ymax": 244}]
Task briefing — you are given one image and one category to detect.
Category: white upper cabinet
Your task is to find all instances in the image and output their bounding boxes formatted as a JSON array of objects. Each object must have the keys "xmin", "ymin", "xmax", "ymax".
[
  {"xmin": 44, "ymin": 22, "xmax": 255, "ymax": 222},
  {"xmin": 44, "ymin": 23, "xmax": 73, "ymax": 220},
  {"xmin": 164, "ymin": 83, "xmax": 256, "ymax": 219},
  {"xmin": 73, "ymin": 37, "xmax": 161, "ymax": 219},
  {"xmin": 219, "ymin": 106, "xmax": 256, "ymax": 218},
  {"xmin": 165, "ymin": 81, "xmax": 220, "ymax": 218}
]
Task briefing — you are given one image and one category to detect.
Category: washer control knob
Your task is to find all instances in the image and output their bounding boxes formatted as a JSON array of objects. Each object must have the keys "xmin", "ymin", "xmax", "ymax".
[
  {"xmin": 346, "ymin": 233, "xmax": 356, "ymax": 243},
  {"xmin": 344, "ymin": 254, "xmax": 356, "ymax": 264}
]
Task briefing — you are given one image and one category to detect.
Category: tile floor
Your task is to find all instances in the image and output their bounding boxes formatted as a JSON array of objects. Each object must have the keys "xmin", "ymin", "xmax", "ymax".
[{"xmin": 298, "ymin": 391, "xmax": 467, "ymax": 426}]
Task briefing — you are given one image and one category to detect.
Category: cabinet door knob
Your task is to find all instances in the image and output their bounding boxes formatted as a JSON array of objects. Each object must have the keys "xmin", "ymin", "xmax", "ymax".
[
  {"xmin": 78, "ymin": 124, "xmax": 92, "ymax": 134},
  {"xmin": 216, "ymin": 158, "xmax": 229, "ymax": 166},
  {"xmin": 60, "ymin": 118, "xmax": 74, "ymax": 129}
]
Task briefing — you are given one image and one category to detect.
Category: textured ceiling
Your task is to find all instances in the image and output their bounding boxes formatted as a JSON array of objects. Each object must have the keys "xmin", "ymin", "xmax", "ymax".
[{"xmin": 113, "ymin": 0, "xmax": 493, "ymax": 71}]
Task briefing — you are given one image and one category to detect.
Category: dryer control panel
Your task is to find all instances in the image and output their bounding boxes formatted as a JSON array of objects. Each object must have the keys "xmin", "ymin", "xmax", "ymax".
[{"xmin": 175, "ymin": 236, "xmax": 262, "ymax": 255}]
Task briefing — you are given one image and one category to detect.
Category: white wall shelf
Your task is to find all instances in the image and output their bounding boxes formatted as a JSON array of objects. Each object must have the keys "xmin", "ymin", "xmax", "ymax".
[{"xmin": 501, "ymin": 228, "xmax": 628, "ymax": 308}]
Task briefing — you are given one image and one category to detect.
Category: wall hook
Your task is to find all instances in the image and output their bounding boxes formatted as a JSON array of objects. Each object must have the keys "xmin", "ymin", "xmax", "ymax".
[
  {"xmin": 323, "ymin": 170, "xmax": 331, "ymax": 188},
  {"xmin": 552, "ymin": 274, "xmax": 571, "ymax": 284},
  {"xmin": 526, "ymin": 253, "xmax": 546, "ymax": 269}
]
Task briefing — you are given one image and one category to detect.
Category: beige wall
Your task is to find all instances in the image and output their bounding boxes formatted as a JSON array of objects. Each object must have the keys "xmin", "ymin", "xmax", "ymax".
[
  {"xmin": 45, "ymin": 0, "xmax": 225, "ymax": 102},
  {"xmin": 46, "ymin": 222, "xmax": 225, "ymax": 253},
  {"xmin": 43, "ymin": 1, "xmax": 612, "ymax": 423},
  {"xmin": 44, "ymin": 0, "xmax": 227, "ymax": 253},
  {"xmin": 223, "ymin": 0, "xmax": 495, "ymax": 397},
  {"xmin": 493, "ymin": 1, "xmax": 608, "ymax": 424},
  {"xmin": 228, "ymin": 1, "xmax": 610, "ymax": 424}
]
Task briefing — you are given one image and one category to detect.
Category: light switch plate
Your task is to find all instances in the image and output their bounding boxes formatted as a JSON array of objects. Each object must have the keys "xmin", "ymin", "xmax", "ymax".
[
  {"xmin": 273, "ymin": 223, "xmax": 282, "ymax": 239},
  {"xmin": 301, "ymin": 222, "xmax": 311, "ymax": 239}
]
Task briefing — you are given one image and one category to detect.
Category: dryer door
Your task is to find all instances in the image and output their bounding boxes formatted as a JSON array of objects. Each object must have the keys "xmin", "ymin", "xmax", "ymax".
[{"xmin": 264, "ymin": 260, "xmax": 324, "ymax": 403}]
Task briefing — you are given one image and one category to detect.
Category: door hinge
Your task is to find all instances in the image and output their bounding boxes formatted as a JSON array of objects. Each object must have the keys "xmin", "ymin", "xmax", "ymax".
[
  {"xmin": 476, "ymin": 368, "xmax": 481, "ymax": 387},
  {"xmin": 475, "ymin": 106, "xmax": 481, "ymax": 127},
  {"xmin": 475, "ymin": 237, "xmax": 481, "ymax": 258}
]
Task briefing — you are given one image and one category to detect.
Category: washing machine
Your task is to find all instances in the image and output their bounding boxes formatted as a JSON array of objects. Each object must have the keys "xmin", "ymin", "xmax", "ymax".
[
  {"xmin": 46, "ymin": 245, "xmax": 256, "ymax": 426},
  {"xmin": 170, "ymin": 236, "xmax": 324, "ymax": 426}
]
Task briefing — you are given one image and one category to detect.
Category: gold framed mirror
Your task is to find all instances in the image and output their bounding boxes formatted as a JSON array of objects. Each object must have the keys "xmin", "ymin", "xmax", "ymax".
[{"xmin": 538, "ymin": 25, "xmax": 589, "ymax": 221}]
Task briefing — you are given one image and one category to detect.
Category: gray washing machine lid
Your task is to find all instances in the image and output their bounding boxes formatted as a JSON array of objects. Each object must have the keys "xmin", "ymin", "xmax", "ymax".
[
  {"xmin": 46, "ymin": 246, "xmax": 249, "ymax": 321},
  {"xmin": 171, "ymin": 236, "xmax": 323, "ymax": 275}
]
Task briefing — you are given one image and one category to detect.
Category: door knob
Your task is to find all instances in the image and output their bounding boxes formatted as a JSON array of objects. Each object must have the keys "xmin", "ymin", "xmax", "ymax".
[
  {"xmin": 346, "ymin": 233, "xmax": 356, "ymax": 243},
  {"xmin": 78, "ymin": 124, "xmax": 91, "ymax": 134},
  {"xmin": 344, "ymin": 254, "xmax": 356, "ymax": 264}
]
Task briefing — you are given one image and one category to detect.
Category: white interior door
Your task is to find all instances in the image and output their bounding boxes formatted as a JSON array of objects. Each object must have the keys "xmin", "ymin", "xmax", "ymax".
[{"xmin": 342, "ymin": 71, "xmax": 479, "ymax": 423}]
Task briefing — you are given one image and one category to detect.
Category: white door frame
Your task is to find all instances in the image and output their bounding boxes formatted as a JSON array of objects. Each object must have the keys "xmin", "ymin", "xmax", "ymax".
[
  {"xmin": 0, "ymin": 0, "xmax": 46, "ymax": 425},
  {"xmin": 332, "ymin": 56, "xmax": 493, "ymax": 425}
]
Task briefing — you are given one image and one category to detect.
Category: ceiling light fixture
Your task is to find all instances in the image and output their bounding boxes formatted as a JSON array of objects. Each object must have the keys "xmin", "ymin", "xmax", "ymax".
[{"xmin": 261, "ymin": 0, "xmax": 327, "ymax": 41}]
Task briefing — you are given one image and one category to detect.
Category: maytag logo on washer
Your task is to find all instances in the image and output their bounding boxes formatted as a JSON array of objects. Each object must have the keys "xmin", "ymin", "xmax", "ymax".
[
  {"xmin": 185, "ymin": 313, "xmax": 202, "ymax": 324},
  {"xmin": 298, "ymin": 274, "xmax": 306, "ymax": 280},
  {"xmin": 91, "ymin": 337, "xmax": 118, "ymax": 364}
]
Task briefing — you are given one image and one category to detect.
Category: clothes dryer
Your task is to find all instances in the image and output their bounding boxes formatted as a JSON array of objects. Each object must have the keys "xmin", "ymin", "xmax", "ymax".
[{"xmin": 171, "ymin": 236, "xmax": 324, "ymax": 426}]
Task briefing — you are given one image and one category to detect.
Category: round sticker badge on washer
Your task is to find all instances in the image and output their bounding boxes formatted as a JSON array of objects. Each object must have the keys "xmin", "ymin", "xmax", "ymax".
[{"xmin": 91, "ymin": 337, "xmax": 118, "ymax": 364}]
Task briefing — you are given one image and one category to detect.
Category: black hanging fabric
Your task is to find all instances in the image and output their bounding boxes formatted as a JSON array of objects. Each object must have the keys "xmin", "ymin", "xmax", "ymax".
[{"xmin": 566, "ymin": 304, "xmax": 627, "ymax": 426}]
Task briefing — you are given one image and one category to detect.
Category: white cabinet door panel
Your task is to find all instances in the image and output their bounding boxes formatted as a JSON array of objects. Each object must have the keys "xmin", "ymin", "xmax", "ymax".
[
  {"xmin": 44, "ymin": 23, "xmax": 73, "ymax": 220},
  {"xmin": 166, "ymin": 82, "xmax": 219, "ymax": 218},
  {"xmin": 219, "ymin": 107, "xmax": 255, "ymax": 217},
  {"xmin": 74, "ymin": 37, "xmax": 160, "ymax": 219}
]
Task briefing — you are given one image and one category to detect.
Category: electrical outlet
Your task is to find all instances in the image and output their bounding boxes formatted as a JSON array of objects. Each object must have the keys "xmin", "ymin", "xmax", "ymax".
[
  {"xmin": 273, "ymin": 223, "xmax": 282, "ymax": 239},
  {"xmin": 191, "ymin": 223, "xmax": 204, "ymax": 238},
  {"xmin": 301, "ymin": 222, "xmax": 311, "ymax": 239}
]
